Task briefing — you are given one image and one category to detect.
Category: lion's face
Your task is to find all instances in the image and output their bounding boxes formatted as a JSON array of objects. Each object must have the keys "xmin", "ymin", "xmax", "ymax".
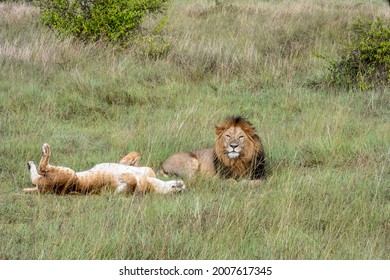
[
  {"xmin": 212, "ymin": 116, "xmax": 265, "ymax": 179},
  {"xmin": 220, "ymin": 126, "xmax": 247, "ymax": 159},
  {"xmin": 214, "ymin": 117, "xmax": 262, "ymax": 167}
]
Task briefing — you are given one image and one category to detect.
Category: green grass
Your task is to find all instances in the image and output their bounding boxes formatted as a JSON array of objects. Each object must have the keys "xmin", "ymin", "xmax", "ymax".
[{"xmin": 0, "ymin": 0, "xmax": 390, "ymax": 259}]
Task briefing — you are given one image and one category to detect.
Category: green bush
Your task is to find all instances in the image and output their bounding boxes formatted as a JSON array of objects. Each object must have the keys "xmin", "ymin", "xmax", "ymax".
[
  {"xmin": 325, "ymin": 17, "xmax": 390, "ymax": 90},
  {"xmin": 36, "ymin": 0, "xmax": 169, "ymax": 44}
]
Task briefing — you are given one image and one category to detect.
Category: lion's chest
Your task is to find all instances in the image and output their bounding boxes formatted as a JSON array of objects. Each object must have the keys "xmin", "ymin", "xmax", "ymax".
[{"xmin": 215, "ymin": 156, "xmax": 252, "ymax": 179}]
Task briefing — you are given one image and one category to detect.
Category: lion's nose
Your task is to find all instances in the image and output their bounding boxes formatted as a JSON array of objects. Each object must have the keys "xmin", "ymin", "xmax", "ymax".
[{"xmin": 230, "ymin": 144, "xmax": 238, "ymax": 149}]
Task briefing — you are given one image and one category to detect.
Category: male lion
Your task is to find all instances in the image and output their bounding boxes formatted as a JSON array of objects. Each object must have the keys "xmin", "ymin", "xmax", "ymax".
[
  {"xmin": 161, "ymin": 116, "xmax": 266, "ymax": 183},
  {"xmin": 24, "ymin": 143, "xmax": 185, "ymax": 195}
]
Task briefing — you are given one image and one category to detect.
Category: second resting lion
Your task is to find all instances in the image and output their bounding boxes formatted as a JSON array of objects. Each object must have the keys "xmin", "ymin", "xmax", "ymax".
[
  {"xmin": 25, "ymin": 143, "xmax": 185, "ymax": 195},
  {"xmin": 161, "ymin": 116, "xmax": 266, "ymax": 182}
]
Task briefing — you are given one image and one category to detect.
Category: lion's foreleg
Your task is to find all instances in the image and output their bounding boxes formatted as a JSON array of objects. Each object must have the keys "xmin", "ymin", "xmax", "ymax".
[
  {"xmin": 249, "ymin": 179, "xmax": 263, "ymax": 186},
  {"xmin": 132, "ymin": 177, "xmax": 153, "ymax": 194},
  {"xmin": 23, "ymin": 186, "xmax": 39, "ymax": 193},
  {"xmin": 140, "ymin": 177, "xmax": 185, "ymax": 194},
  {"xmin": 115, "ymin": 173, "xmax": 138, "ymax": 195},
  {"xmin": 119, "ymin": 151, "xmax": 141, "ymax": 166}
]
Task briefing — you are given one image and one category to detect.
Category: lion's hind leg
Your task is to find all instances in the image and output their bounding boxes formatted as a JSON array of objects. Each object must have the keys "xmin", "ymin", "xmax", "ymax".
[
  {"xmin": 160, "ymin": 152, "xmax": 199, "ymax": 179},
  {"xmin": 38, "ymin": 143, "xmax": 51, "ymax": 174},
  {"xmin": 25, "ymin": 143, "xmax": 78, "ymax": 194}
]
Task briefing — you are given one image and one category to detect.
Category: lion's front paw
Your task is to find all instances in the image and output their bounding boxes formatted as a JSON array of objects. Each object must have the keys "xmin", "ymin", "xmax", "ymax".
[{"xmin": 226, "ymin": 178, "xmax": 238, "ymax": 185}]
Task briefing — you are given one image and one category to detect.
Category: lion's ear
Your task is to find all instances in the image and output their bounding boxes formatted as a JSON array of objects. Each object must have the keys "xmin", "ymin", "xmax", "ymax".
[{"xmin": 215, "ymin": 124, "xmax": 225, "ymax": 136}]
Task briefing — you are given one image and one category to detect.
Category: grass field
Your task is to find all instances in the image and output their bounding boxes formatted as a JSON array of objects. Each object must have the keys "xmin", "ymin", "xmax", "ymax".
[{"xmin": 1, "ymin": 0, "xmax": 390, "ymax": 259}]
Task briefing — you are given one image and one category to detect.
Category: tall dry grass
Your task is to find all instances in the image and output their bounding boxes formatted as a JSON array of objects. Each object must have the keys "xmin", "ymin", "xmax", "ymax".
[{"xmin": 165, "ymin": 0, "xmax": 390, "ymax": 86}]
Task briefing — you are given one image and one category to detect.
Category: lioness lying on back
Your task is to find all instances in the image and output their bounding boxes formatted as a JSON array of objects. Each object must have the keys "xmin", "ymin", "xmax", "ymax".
[
  {"xmin": 161, "ymin": 116, "xmax": 266, "ymax": 183},
  {"xmin": 24, "ymin": 143, "xmax": 185, "ymax": 195}
]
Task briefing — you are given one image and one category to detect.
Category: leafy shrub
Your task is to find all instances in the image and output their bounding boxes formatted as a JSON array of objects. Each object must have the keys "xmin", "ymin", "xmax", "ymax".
[
  {"xmin": 35, "ymin": 0, "xmax": 169, "ymax": 44},
  {"xmin": 324, "ymin": 17, "xmax": 390, "ymax": 90}
]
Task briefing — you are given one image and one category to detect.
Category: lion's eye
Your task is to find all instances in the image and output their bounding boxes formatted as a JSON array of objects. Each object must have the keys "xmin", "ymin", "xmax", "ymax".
[
  {"xmin": 239, "ymin": 135, "xmax": 244, "ymax": 141},
  {"xmin": 225, "ymin": 135, "xmax": 231, "ymax": 140}
]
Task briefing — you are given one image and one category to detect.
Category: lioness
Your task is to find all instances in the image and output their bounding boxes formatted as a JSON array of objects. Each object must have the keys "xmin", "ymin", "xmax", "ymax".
[
  {"xmin": 24, "ymin": 143, "xmax": 185, "ymax": 195},
  {"xmin": 161, "ymin": 116, "xmax": 266, "ymax": 183}
]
